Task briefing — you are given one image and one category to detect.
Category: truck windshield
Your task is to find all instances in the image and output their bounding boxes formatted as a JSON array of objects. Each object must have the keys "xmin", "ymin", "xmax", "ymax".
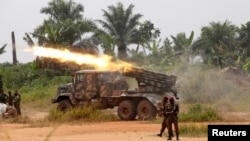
[{"xmin": 75, "ymin": 74, "xmax": 85, "ymax": 84}]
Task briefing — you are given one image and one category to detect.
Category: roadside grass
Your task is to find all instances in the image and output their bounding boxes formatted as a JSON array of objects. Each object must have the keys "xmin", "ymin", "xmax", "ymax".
[
  {"xmin": 179, "ymin": 123, "xmax": 207, "ymax": 137},
  {"xmin": 47, "ymin": 107, "xmax": 118, "ymax": 123},
  {"xmin": 179, "ymin": 104, "xmax": 223, "ymax": 122}
]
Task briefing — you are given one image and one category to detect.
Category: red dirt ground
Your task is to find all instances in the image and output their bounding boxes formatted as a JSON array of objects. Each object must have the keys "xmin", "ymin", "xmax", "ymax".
[{"xmin": 1, "ymin": 110, "xmax": 250, "ymax": 141}]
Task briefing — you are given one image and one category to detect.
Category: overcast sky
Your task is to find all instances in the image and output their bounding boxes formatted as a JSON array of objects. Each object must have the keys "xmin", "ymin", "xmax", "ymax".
[{"xmin": 1, "ymin": 0, "xmax": 250, "ymax": 63}]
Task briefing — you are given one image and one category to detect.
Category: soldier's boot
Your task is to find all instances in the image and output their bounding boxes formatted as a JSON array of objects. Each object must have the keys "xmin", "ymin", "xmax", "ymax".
[
  {"xmin": 157, "ymin": 133, "xmax": 162, "ymax": 137},
  {"xmin": 167, "ymin": 136, "xmax": 172, "ymax": 140},
  {"xmin": 176, "ymin": 134, "xmax": 179, "ymax": 140},
  {"xmin": 157, "ymin": 130, "xmax": 163, "ymax": 137}
]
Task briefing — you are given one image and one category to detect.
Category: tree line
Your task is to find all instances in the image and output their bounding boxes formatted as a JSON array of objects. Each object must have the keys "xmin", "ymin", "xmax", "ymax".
[{"xmin": 1, "ymin": 0, "xmax": 250, "ymax": 74}]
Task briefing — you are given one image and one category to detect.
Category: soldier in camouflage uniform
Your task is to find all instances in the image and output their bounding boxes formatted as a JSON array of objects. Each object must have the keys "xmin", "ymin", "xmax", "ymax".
[
  {"xmin": 157, "ymin": 96, "xmax": 169, "ymax": 137},
  {"xmin": 13, "ymin": 90, "xmax": 21, "ymax": 116},
  {"xmin": 166, "ymin": 97, "xmax": 179, "ymax": 140},
  {"xmin": 0, "ymin": 89, "xmax": 8, "ymax": 104},
  {"xmin": 8, "ymin": 91, "xmax": 13, "ymax": 106}
]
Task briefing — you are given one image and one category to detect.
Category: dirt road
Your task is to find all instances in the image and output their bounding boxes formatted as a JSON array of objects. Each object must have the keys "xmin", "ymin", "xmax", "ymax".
[
  {"xmin": 1, "ymin": 110, "xmax": 250, "ymax": 141},
  {"xmin": 0, "ymin": 121, "xmax": 206, "ymax": 141}
]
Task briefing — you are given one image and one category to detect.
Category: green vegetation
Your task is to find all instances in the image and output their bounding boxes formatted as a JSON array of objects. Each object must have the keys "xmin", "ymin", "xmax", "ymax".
[
  {"xmin": 179, "ymin": 123, "xmax": 207, "ymax": 137},
  {"xmin": 1, "ymin": 61, "xmax": 250, "ymax": 124},
  {"xmin": 179, "ymin": 104, "xmax": 222, "ymax": 122},
  {"xmin": 1, "ymin": 0, "xmax": 250, "ymax": 125},
  {"xmin": 0, "ymin": 62, "xmax": 71, "ymax": 110},
  {"xmin": 48, "ymin": 107, "xmax": 117, "ymax": 123}
]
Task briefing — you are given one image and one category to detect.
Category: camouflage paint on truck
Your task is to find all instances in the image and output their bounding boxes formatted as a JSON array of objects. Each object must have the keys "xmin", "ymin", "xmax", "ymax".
[{"xmin": 51, "ymin": 66, "xmax": 178, "ymax": 120}]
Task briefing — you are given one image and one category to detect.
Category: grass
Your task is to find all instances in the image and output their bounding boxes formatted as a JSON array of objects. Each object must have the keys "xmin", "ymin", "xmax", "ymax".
[
  {"xmin": 47, "ymin": 107, "xmax": 118, "ymax": 123},
  {"xmin": 179, "ymin": 104, "xmax": 223, "ymax": 122},
  {"xmin": 179, "ymin": 123, "xmax": 207, "ymax": 137}
]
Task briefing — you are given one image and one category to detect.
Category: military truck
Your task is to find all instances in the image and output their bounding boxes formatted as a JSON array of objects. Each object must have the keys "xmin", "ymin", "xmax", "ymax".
[{"xmin": 51, "ymin": 66, "xmax": 177, "ymax": 120}]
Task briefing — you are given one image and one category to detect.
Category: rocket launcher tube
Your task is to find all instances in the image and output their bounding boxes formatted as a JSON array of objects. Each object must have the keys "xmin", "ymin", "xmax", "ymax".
[{"xmin": 121, "ymin": 66, "xmax": 177, "ymax": 89}]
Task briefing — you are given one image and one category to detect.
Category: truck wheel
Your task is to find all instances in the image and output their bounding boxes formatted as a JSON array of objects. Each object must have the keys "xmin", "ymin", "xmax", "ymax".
[
  {"xmin": 117, "ymin": 100, "xmax": 137, "ymax": 120},
  {"xmin": 57, "ymin": 100, "xmax": 72, "ymax": 112},
  {"xmin": 137, "ymin": 99, "xmax": 157, "ymax": 120}
]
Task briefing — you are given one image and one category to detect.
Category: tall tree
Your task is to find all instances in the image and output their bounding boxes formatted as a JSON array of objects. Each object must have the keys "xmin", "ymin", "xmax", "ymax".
[
  {"xmin": 96, "ymin": 2, "xmax": 142, "ymax": 60},
  {"xmin": 135, "ymin": 20, "xmax": 160, "ymax": 54},
  {"xmin": 239, "ymin": 22, "xmax": 250, "ymax": 71},
  {"xmin": 23, "ymin": 0, "xmax": 96, "ymax": 70},
  {"xmin": 171, "ymin": 31, "xmax": 194, "ymax": 62},
  {"xmin": 25, "ymin": 0, "xmax": 96, "ymax": 49},
  {"xmin": 192, "ymin": 20, "xmax": 239, "ymax": 68},
  {"xmin": 40, "ymin": 0, "xmax": 83, "ymax": 21}
]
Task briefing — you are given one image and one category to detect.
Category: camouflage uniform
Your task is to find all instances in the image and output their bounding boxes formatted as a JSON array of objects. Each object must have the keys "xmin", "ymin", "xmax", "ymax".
[
  {"xmin": 13, "ymin": 91, "xmax": 21, "ymax": 116},
  {"xmin": 8, "ymin": 91, "xmax": 13, "ymax": 106},
  {"xmin": 157, "ymin": 96, "xmax": 169, "ymax": 137},
  {"xmin": 0, "ymin": 90, "xmax": 8, "ymax": 104},
  {"xmin": 166, "ymin": 97, "xmax": 179, "ymax": 140}
]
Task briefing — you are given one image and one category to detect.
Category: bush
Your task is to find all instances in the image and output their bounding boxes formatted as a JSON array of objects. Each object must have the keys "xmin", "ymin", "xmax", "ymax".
[{"xmin": 179, "ymin": 104, "xmax": 222, "ymax": 122}]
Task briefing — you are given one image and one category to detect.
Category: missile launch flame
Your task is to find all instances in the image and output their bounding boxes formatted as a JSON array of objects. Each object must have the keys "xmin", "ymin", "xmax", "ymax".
[{"xmin": 31, "ymin": 46, "xmax": 133, "ymax": 71}]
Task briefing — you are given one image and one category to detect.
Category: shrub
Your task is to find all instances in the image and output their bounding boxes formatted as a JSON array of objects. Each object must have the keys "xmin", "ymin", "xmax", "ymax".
[{"xmin": 179, "ymin": 104, "xmax": 223, "ymax": 122}]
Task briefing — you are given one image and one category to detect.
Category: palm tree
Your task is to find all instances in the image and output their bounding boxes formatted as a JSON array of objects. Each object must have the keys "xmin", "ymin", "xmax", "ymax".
[
  {"xmin": 31, "ymin": 0, "xmax": 95, "ymax": 47},
  {"xmin": 96, "ymin": 2, "xmax": 142, "ymax": 60},
  {"xmin": 239, "ymin": 22, "xmax": 250, "ymax": 59},
  {"xmin": 135, "ymin": 20, "xmax": 160, "ymax": 54},
  {"xmin": 192, "ymin": 20, "xmax": 239, "ymax": 67},
  {"xmin": 159, "ymin": 37, "xmax": 176, "ymax": 66},
  {"xmin": 40, "ymin": 0, "xmax": 83, "ymax": 21},
  {"xmin": 171, "ymin": 31, "xmax": 194, "ymax": 62},
  {"xmin": 23, "ymin": 0, "xmax": 96, "ymax": 70}
]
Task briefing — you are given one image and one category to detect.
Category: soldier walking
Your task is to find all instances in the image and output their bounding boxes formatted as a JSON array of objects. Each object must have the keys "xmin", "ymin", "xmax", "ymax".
[
  {"xmin": 157, "ymin": 96, "xmax": 169, "ymax": 137},
  {"xmin": 13, "ymin": 90, "xmax": 21, "ymax": 116}
]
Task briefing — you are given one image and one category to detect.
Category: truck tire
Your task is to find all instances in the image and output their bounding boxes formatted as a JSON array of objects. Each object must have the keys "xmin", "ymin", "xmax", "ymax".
[
  {"xmin": 137, "ymin": 99, "xmax": 157, "ymax": 120},
  {"xmin": 57, "ymin": 100, "xmax": 72, "ymax": 113},
  {"xmin": 117, "ymin": 100, "xmax": 137, "ymax": 120}
]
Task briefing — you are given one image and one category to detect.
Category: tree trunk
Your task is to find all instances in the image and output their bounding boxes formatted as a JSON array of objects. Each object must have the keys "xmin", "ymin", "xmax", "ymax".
[
  {"xmin": 11, "ymin": 31, "xmax": 18, "ymax": 65},
  {"xmin": 117, "ymin": 42, "xmax": 127, "ymax": 60}
]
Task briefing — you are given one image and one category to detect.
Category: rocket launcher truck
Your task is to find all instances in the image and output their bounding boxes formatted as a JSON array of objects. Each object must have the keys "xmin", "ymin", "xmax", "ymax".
[{"xmin": 51, "ymin": 66, "xmax": 178, "ymax": 120}]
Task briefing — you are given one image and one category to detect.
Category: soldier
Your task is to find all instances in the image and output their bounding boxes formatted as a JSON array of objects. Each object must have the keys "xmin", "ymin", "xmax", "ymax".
[
  {"xmin": 13, "ymin": 90, "xmax": 21, "ymax": 116},
  {"xmin": 0, "ymin": 89, "xmax": 9, "ymax": 104},
  {"xmin": 8, "ymin": 91, "xmax": 13, "ymax": 106},
  {"xmin": 157, "ymin": 96, "xmax": 169, "ymax": 137},
  {"xmin": 166, "ymin": 97, "xmax": 179, "ymax": 140}
]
